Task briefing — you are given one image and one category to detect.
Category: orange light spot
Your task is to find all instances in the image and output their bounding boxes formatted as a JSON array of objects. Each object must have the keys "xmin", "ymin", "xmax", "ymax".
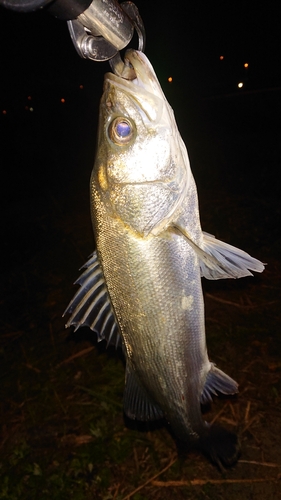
[
  {"xmin": 168, "ymin": 76, "xmax": 173, "ymax": 83},
  {"xmin": 219, "ymin": 55, "xmax": 224, "ymax": 60},
  {"xmin": 2, "ymin": 110, "xmax": 7, "ymax": 115},
  {"xmin": 244, "ymin": 63, "xmax": 249, "ymax": 68},
  {"xmin": 61, "ymin": 98, "xmax": 65, "ymax": 103},
  {"xmin": 79, "ymin": 84, "xmax": 84, "ymax": 89}
]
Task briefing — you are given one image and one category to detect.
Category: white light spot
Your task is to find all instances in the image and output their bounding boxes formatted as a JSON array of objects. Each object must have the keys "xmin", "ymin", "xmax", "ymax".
[
  {"xmin": 181, "ymin": 295, "xmax": 193, "ymax": 310},
  {"xmin": 238, "ymin": 82, "xmax": 244, "ymax": 89}
]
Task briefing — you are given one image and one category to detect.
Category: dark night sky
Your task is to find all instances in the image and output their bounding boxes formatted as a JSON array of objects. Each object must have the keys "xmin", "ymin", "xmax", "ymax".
[
  {"xmin": 0, "ymin": 0, "xmax": 280, "ymax": 211},
  {"xmin": 1, "ymin": 1, "xmax": 281, "ymax": 100}
]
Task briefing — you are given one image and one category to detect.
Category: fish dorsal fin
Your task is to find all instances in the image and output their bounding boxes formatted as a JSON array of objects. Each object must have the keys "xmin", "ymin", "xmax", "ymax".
[
  {"xmin": 201, "ymin": 363, "xmax": 238, "ymax": 405},
  {"xmin": 63, "ymin": 251, "xmax": 121, "ymax": 348},
  {"xmin": 173, "ymin": 224, "xmax": 265, "ymax": 280},
  {"xmin": 124, "ymin": 364, "xmax": 164, "ymax": 421}
]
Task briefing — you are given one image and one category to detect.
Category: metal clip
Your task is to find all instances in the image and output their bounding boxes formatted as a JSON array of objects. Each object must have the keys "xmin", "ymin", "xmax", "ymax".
[
  {"xmin": 67, "ymin": 0, "xmax": 145, "ymax": 78},
  {"xmin": 109, "ymin": 1, "xmax": 145, "ymax": 79},
  {"xmin": 67, "ymin": 17, "xmax": 118, "ymax": 62}
]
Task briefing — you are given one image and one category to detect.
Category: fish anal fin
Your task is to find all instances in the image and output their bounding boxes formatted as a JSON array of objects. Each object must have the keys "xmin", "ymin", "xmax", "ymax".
[
  {"xmin": 201, "ymin": 363, "xmax": 238, "ymax": 405},
  {"xmin": 124, "ymin": 365, "xmax": 164, "ymax": 421}
]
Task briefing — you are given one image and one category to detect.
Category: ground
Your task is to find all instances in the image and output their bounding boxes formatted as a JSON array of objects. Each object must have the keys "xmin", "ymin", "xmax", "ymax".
[{"xmin": 1, "ymin": 86, "xmax": 281, "ymax": 499}]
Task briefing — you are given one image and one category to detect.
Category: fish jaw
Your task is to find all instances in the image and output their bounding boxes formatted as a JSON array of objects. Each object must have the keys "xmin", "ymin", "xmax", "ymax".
[{"xmin": 104, "ymin": 49, "xmax": 171, "ymax": 123}]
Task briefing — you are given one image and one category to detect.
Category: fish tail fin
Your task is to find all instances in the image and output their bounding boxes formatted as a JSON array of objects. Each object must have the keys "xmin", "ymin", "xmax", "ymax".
[
  {"xmin": 198, "ymin": 424, "xmax": 240, "ymax": 468},
  {"xmin": 175, "ymin": 422, "xmax": 240, "ymax": 468}
]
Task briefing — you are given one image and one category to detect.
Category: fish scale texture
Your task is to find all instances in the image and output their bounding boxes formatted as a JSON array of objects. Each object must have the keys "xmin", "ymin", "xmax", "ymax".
[{"xmin": 91, "ymin": 180, "xmax": 209, "ymax": 439}]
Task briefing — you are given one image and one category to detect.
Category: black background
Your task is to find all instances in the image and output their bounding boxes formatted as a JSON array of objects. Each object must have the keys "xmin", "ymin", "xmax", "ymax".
[{"xmin": 1, "ymin": 0, "xmax": 280, "ymax": 260}]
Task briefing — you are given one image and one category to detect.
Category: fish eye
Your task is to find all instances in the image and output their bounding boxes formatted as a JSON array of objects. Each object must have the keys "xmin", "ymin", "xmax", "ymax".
[{"xmin": 108, "ymin": 117, "xmax": 134, "ymax": 145}]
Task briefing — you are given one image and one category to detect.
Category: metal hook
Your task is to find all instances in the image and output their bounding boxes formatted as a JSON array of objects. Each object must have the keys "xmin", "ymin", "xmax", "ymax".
[{"xmin": 109, "ymin": 1, "xmax": 145, "ymax": 79}]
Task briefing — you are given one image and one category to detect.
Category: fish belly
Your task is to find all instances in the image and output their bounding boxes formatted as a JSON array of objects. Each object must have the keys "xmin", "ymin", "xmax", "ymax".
[{"xmin": 91, "ymin": 182, "xmax": 209, "ymax": 439}]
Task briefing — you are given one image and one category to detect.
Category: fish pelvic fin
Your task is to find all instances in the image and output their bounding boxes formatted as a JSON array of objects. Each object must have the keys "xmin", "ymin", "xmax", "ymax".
[
  {"xmin": 63, "ymin": 251, "xmax": 121, "ymax": 348},
  {"xmin": 124, "ymin": 364, "xmax": 164, "ymax": 421},
  {"xmin": 201, "ymin": 363, "xmax": 238, "ymax": 405}
]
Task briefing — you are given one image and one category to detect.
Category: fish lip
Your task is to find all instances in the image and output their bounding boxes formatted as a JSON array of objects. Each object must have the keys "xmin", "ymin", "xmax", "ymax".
[
  {"xmin": 105, "ymin": 49, "xmax": 157, "ymax": 95},
  {"xmin": 104, "ymin": 70, "xmax": 132, "ymax": 88},
  {"xmin": 104, "ymin": 50, "xmax": 165, "ymax": 124}
]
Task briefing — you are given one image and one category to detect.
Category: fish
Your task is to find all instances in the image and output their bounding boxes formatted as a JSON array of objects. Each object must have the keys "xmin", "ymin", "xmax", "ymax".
[{"xmin": 64, "ymin": 49, "xmax": 264, "ymax": 466}]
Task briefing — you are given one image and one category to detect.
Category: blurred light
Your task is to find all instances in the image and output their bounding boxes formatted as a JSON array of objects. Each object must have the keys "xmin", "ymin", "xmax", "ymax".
[
  {"xmin": 244, "ymin": 63, "xmax": 249, "ymax": 68},
  {"xmin": 168, "ymin": 76, "xmax": 173, "ymax": 83},
  {"xmin": 79, "ymin": 84, "xmax": 84, "ymax": 89},
  {"xmin": 219, "ymin": 55, "xmax": 224, "ymax": 60},
  {"xmin": 2, "ymin": 110, "xmax": 7, "ymax": 115},
  {"xmin": 25, "ymin": 105, "xmax": 29, "ymax": 110},
  {"xmin": 61, "ymin": 98, "xmax": 65, "ymax": 103},
  {"xmin": 238, "ymin": 82, "xmax": 244, "ymax": 88},
  {"xmin": 27, "ymin": 95, "xmax": 32, "ymax": 100},
  {"xmin": 29, "ymin": 107, "xmax": 34, "ymax": 112}
]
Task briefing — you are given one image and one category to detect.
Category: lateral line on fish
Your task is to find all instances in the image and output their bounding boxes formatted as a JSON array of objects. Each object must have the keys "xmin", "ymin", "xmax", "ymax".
[{"xmin": 112, "ymin": 179, "xmax": 178, "ymax": 187}]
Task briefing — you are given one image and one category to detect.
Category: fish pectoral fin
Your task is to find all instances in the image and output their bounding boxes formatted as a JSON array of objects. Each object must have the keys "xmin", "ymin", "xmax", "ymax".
[
  {"xmin": 173, "ymin": 224, "xmax": 265, "ymax": 280},
  {"xmin": 200, "ymin": 231, "xmax": 265, "ymax": 279},
  {"xmin": 201, "ymin": 363, "xmax": 238, "ymax": 405},
  {"xmin": 124, "ymin": 365, "xmax": 164, "ymax": 421},
  {"xmin": 63, "ymin": 250, "xmax": 121, "ymax": 348}
]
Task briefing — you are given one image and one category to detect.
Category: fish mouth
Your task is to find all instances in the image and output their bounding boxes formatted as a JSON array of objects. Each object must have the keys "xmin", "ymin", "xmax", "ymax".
[
  {"xmin": 105, "ymin": 49, "xmax": 164, "ymax": 99},
  {"xmin": 104, "ymin": 50, "xmax": 167, "ymax": 124}
]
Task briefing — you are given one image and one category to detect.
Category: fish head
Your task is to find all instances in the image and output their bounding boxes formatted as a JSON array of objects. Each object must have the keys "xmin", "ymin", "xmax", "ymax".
[{"xmin": 92, "ymin": 49, "xmax": 191, "ymax": 236}]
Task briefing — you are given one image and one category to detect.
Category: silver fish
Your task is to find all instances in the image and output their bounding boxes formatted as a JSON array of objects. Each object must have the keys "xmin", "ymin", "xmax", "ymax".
[{"xmin": 64, "ymin": 50, "xmax": 264, "ymax": 465}]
